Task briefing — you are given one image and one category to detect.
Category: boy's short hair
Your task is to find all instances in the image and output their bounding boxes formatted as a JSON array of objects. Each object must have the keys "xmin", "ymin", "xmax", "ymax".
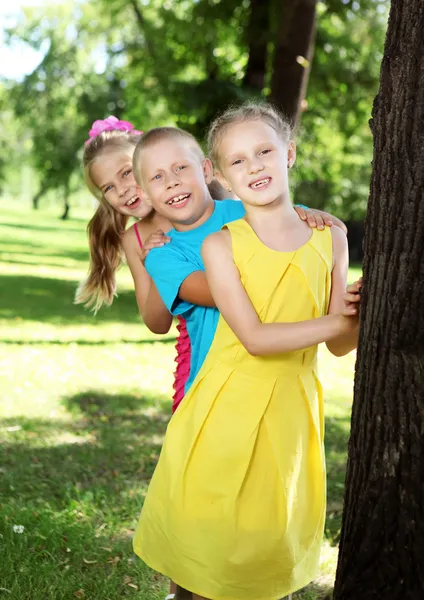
[{"xmin": 133, "ymin": 127, "xmax": 205, "ymax": 186}]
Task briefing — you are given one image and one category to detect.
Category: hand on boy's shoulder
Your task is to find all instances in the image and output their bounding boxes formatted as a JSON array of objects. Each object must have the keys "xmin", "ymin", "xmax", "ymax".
[{"xmin": 140, "ymin": 230, "xmax": 170, "ymax": 265}]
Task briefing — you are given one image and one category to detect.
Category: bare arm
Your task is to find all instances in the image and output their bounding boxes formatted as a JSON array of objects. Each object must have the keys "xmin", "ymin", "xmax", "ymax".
[
  {"xmin": 201, "ymin": 231, "xmax": 354, "ymax": 356},
  {"xmin": 325, "ymin": 226, "xmax": 359, "ymax": 356},
  {"xmin": 121, "ymin": 231, "xmax": 172, "ymax": 334},
  {"xmin": 176, "ymin": 210, "xmax": 346, "ymax": 309},
  {"xmin": 179, "ymin": 271, "xmax": 216, "ymax": 307}
]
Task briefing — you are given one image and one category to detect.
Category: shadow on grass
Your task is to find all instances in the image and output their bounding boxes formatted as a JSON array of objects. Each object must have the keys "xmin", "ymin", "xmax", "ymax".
[
  {"xmin": 1, "ymin": 256, "xmax": 89, "ymax": 270},
  {"xmin": 0, "ymin": 274, "xmax": 141, "ymax": 325},
  {"xmin": 1, "ymin": 395, "xmax": 349, "ymax": 541},
  {"xmin": 2, "ymin": 222, "xmax": 90, "ymax": 235},
  {"xmin": 0, "ymin": 392, "xmax": 347, "ymax": 600},
  {"xmin": 0, "ymin": 391, "xmax": 173, "ymax": 509},
  {"xmin": 0, "ymin": 238, "xmax": 90, "ymax": 262},
  {"xmin": 0, "ymin": 392, "xmax": 170, "ymax": 600}
]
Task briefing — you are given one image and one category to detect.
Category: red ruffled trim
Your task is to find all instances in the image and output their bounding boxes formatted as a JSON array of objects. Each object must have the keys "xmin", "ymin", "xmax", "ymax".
[{"xmin": 172, "ymin": 316, "xmax": 191, "ymax": 412}]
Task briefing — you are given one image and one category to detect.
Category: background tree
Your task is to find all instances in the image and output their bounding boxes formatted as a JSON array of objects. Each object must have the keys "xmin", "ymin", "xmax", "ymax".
[
  {"xmin": 2, "ymin": 0, "xmax": 388, "ymax": 221},
  {"xmin": 333, "ymin": 0, "xmax": 424, "ymax": 597}
]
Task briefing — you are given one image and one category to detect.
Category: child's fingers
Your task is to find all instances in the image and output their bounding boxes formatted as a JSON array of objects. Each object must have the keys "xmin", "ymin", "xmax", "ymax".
[
  {"xmin": 346, "ymin": 280, "xmax": 362, "ymax": 294},
  {"xmin": 341, "ymin": 303, "xmax": 358, "ymax": 316},
  {"xmin": 146, "ymin": 235, "xmax": 170, "ymax": 246},
  {"xmin": 311, "ymin": 213, "xmax": 326, "ymax": 230},
  {"xmin": 343, "ymin": 292, "xmax": 361, "ymax": 303},
  {"xmin": 294, "ymin": 206, "xmax": 307, "ymax": 221},
  {"xmin": 305, "ymin": 212, "xmax": 318, "ymax": 228},
  {"xmin": 145, "ymin": 241, "xmax": 167, "ymax": 251}
]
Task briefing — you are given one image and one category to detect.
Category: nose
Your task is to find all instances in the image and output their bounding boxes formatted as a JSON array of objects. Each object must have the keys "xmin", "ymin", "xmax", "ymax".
[
  {"xmin": 117, "ymin": 181, "xmax": 129, "ymax": 197},
  {"xmin": 165, "ymin": 172, "xmax": 181, "ymax": 189},
  {"xmin": 248, "ymin": 155, "xmax": 264, "ymax": 174}
]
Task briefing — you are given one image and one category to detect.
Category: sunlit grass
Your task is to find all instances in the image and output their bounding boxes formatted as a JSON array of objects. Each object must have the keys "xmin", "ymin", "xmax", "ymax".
[{"xmin": 0, "ymin": 203, "xmax": 359, "ymax": 599}]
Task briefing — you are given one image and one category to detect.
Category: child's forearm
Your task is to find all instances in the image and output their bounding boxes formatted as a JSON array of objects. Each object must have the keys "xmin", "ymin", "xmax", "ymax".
[
  {"xmin": 141, "ymin": 282, "xmax": 173, "ymax": 334},
  {"xmin": 179, "ymin": 271, "xmax": 216, "ymax": 308},
  {"xmin": 326, "ymin": 326, "xmax": 359, "ymax": 357},
  {"xmin": 242, "ymin": 314, "xmax": 349, "ymax": 356}
]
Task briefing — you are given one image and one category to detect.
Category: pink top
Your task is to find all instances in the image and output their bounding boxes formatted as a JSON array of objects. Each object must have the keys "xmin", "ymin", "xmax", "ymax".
[{"xmin": 133, "ymin": 223, "xmax": 191, "ymax": 412}]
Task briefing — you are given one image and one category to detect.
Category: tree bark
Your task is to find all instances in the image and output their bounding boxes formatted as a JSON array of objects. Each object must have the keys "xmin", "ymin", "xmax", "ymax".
[
  {"xmin": 333, "ymin": 1, "xmax": 424, "ymax": 598},
  {"xmin": 243, "ymin": 0, "xmax": 271, "ymax": 91},
  {"xmin": 269, "ymin": 0, "xmax": 317, "ymax": 127}
]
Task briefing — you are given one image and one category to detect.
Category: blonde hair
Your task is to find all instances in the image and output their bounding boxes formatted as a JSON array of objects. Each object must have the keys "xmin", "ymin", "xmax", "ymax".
[
  {"xmin": 132, "ymin": 127, "xmax": 205, "ymax": 186},
  {"xmin": 75, "ymin": 129, "xmax": 141, "ymax": 312},
  {"xmin": 207, "ymin": 102, "xmax": 292, "ymax": 168}
]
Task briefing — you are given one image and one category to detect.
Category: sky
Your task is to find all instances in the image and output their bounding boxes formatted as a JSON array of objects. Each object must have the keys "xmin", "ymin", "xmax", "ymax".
[{"xmin": 0, "ymin": 1, "xmax": 50, "ymax": 80}]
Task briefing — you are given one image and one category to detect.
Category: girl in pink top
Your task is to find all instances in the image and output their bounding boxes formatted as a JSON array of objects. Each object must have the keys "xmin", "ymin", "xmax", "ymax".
[{"xmin": 75, "ymin": 117, "xmax": 198, "ymax": 410}]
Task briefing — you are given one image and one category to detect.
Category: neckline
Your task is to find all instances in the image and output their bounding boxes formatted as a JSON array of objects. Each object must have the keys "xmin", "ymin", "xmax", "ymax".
[
  {"xmin": 239, "ymin": 218, "xmax": 317, "ymax": 254},
  {"xmin": 171, "ymin": 200, "xmax": 219, "ymax": 237}
]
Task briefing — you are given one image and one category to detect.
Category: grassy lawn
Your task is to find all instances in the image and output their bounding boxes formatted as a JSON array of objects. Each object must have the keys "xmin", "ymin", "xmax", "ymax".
[{"xmin": 0, "ymin": 204, "xmax": 360, "ymax": 600}]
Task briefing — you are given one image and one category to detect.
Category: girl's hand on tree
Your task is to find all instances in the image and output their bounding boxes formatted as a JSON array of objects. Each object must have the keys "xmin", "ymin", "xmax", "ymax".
[
  {"xmin": 294, "ymin": 206, "xmax": 332, "ymax": 231},
  {"xmin": 141, "ymin": 230, "xmax": 170, "ymax": 265},
  {"xmin": 343, "ymin": 278, "xmax": 362, "ymax": 313},
  {"xmin": 338, "ymin": 278, "xmax": 362, "ymax": 332}
]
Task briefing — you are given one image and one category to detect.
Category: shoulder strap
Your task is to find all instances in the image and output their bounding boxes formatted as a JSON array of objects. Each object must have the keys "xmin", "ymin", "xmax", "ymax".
[
  {"xmin": 224, "ymin": 219, "xmax": 258, "ymax": 270},
  {"xmin": 133, "ymin": 222, "xmax": 143, "ymax": 250}
]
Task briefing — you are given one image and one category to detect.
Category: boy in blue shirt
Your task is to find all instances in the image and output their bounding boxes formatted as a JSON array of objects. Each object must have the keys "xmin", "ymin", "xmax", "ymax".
[{"xmin": 133, "ymin": 126, "xmax": 344, "ymax": 395}]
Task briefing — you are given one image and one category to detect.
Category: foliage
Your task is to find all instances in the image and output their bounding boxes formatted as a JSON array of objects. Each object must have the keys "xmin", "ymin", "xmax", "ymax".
[
  {"xmin": 2, "ymin": 0, "xmax": 389, "ymax": 218},
  {"xmin": 294, "ymin": 1, "xmax": 388, "ymax": 217}
]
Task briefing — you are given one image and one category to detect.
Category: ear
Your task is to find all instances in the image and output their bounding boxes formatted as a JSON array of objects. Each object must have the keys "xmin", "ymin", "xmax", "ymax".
[
  {"xmin": 287, "ymin": 140, "xmax": 297, "ymax": 169},
  {"xmin": 213, "ymin": 169, "xmax": 232, "ymax": 193},
  {"xmin": 202, "ymin": 158, "xmax": 214, "ymax": 184},
  {"xmin": 136, "ymin": 184, "xmax": 152, "ymax": 206}
]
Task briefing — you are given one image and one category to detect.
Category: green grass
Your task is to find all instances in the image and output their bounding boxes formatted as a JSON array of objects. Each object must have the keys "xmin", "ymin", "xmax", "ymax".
[{"xmin": 0, "ymin": 204, "xmax": 359, "ymax": 599}]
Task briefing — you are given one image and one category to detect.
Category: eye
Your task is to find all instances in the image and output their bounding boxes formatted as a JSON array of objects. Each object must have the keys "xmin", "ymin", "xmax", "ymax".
[
  {"xmin": 176, "ymin": 165, "xmax": 187, "ymax": 172},
  {"xmin": 104, "ymin": 184, "xmax": 113, "ymax": 193},
  {"xmin": 152, "ymin": 173, "xmax": 162, "ymax": 181},
  {"xmin": 231, "ymin": 159, "xmax": 243, "ymax": 166},
  {"xmin": 123, "ymin": 169, "xmax": 132, "ymax": 177},
  {"xmin": 259, "ymin": 149, "xmax": 271, "ymax": 156}
]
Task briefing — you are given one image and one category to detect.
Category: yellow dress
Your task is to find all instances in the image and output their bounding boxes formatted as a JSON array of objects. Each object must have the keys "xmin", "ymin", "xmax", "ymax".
[{"xmin": 134, "ymin": 221, "xmax": 332, "ymax": 600}]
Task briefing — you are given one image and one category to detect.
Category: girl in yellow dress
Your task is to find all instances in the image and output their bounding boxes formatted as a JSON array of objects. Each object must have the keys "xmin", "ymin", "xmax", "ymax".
[{"xmin": 133, "ymin": 103, "xmax": 360, "ymax": 600}]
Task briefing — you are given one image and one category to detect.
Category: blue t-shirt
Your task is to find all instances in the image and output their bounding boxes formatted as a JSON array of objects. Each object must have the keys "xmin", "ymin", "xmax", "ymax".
[{"xmin": 145, "ymin": 199, "xmax": 245, "ymax": 393}]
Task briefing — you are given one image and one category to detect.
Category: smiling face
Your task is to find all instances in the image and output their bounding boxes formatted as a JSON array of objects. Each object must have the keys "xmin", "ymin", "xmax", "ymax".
[
  {"xmin": 137, "ymin": 137, "xmax": 214, "ymax": 229},
  {"xmin": 89, "ymin": 149, "xmax": 153, "ymax": 219},
  {"xmin": 215, "ymin": 119, "xmax": 296, "ymax": 209}
]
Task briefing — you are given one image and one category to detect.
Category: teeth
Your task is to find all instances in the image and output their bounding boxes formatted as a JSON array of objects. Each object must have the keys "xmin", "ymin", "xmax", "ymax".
[
  {"xmin": 251, "ymin": 178, "xmax": 270, "ymax": 189},
  {"xmin": 167, "ymin": 194, "xmax": 189, "ymax": 205},
  {"xmin": 126, "ymin": 196, "xmax": 138, "ymax": 206}
]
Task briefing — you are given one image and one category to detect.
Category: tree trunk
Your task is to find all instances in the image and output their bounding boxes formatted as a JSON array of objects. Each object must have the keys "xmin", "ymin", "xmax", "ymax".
[
  {"xmin": 60, "ymin": 182, "xmax": 70, "ymax": 220},
  {"xmin": 243, "ymin": 0, "xmax": 271, "ymax": 91},
  {"xmin": 32, "ymin": 188, "xmax": 43, "ymax": 210},
  {"xmin": 333, "ymin": 2, "xmax": 424, "ymax": 598},
  {"xmin": 269, "ymin": 0, "xmax": 317, "ymax": 127}
]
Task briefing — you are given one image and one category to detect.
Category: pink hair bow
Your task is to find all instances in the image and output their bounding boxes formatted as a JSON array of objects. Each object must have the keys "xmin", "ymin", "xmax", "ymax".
[{"xmin": 85, "ymin": 115, "xmax": 142, "ymax": 145}]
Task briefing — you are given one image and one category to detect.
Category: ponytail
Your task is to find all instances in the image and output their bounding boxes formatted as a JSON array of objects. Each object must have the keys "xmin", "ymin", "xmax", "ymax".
[{"xmin": 75, "ymin": 201, "xmax": 129, "ymax": 312}]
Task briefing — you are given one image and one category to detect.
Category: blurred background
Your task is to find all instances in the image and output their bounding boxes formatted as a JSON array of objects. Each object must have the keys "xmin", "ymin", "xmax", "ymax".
[
  {"xmin": 0, "ymin": 1, "xmax": 387, "ymax": 599},
  {"xmin": 0, "ymin": 0, "xmax": 388, "ymax": 225}
]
